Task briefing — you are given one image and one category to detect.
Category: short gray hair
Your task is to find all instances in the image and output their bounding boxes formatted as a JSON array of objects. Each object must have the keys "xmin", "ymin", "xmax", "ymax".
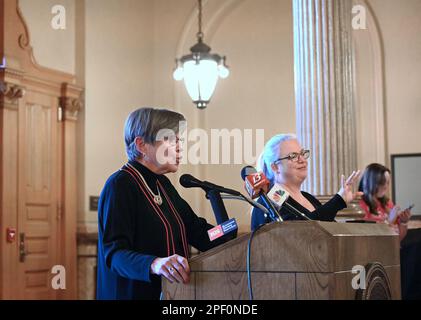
[
  {"xmin": 124, "ymin": 107, "xmax": 186, "ymax": 161},
  {"xmin": 257, "ymin": 133, "xmax": 298, "ymax": 185}
]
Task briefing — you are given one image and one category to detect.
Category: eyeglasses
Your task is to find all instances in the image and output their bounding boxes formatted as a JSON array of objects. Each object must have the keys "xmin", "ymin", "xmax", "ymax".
[{"xmin": 273, "ymin": 149, "xmax": 310, "ymax": 164}]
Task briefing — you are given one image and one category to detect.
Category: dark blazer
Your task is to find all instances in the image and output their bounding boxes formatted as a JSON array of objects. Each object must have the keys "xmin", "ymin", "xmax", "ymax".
[{"xmin": 97, "ymin": 161, "xmax": 234, "ymax": 300}]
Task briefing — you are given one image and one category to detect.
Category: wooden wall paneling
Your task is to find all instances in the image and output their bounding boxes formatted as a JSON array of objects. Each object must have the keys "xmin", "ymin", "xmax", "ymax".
[
  {"xmin": 17, "ymin": 89, "xmax": 58, "ymax": 300},
  {"xmin": 0, "ymin": 78, "xmax": 25, "ymax": 299},
  {"xmin": 1, "ymin": 0, "xmax": 83, "ymax": 299}
]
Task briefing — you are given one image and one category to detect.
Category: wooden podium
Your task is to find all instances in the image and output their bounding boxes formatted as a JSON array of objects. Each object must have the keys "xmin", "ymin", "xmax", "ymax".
[{"xmin": 162, "ymin": 221, "xmax": 401, "ymax": 300}]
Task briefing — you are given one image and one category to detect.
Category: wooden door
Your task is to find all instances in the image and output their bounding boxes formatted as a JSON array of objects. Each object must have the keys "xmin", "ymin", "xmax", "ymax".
[
  {"xmin": 1, "ymin": 0, "xmax": 82, "ymax": 300},
  {"xmin": 16, "ymin": 90, "xmax": 60, "ymax": 300}
]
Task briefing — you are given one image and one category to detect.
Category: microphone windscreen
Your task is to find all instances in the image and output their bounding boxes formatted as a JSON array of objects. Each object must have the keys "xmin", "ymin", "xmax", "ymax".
[
  {"xmin": 179, "ymin": 174, "xmax": 199, "ymax": 188},
  {"xmin": 240, "ymin": 165, "xmax": 257, "ymax": 181}
]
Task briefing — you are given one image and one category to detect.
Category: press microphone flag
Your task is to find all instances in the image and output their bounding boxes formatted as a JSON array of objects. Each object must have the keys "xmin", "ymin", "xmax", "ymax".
[
  {"xmin": 208, "ymin": 218, "xmax": 238, "ymax": 241},
  {"xmin": 268, "ymin": 183, "xmax": 311, "ymax": 221},
  {"xmin": 267, "ymin": 183, "xmax": 290, "ymax": 208},
  {"xmin": 245, "ymin": 172, "xmax": 270, "ymax": 199},
  {"xmin": 240, "ymin": 166, "xmax": 310, "ymax": 221},
  {"xmin": 241, "ymin": 166, "xmax": 269, "ymax": 198},
  {"xmin": 240, "ymin": 166, "xmax": 283, "ymax": 222}
]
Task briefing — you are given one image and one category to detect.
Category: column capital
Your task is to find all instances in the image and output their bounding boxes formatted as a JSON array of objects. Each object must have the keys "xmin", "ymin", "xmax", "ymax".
[
  {"xmin": 60, "ymin": 83, "xmax": 84, "ymax": 121},
  {"xmin": 0, "ymin": 81, "xmax": 26, "ymax": 109}
]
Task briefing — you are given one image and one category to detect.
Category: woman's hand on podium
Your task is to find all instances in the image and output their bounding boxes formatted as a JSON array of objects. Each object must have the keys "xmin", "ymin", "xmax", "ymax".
[{"xmin": 150, "ymin": 254, "xmax": 190, "ymax": 284}]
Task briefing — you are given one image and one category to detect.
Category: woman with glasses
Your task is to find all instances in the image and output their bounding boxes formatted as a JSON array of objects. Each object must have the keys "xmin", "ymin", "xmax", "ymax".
[{"xmin": 251, "ymin": 134, "xmax": 362, "ymax": 231}]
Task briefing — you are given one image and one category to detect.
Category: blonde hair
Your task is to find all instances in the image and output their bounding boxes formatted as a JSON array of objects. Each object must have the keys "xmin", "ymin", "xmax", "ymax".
[{"xmin": 257, "ymin": 133, "xmax": 297, "ymax": 185}]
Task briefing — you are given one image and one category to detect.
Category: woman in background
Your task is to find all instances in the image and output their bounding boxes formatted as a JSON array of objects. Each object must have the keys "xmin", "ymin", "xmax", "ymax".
[
  {"xmin": 358, "ymin": 163, "xmax": 411, "ymax": 241},
  {"xmin": 251, "ymin": 134, "xmax": 362, "ymax": 231}
]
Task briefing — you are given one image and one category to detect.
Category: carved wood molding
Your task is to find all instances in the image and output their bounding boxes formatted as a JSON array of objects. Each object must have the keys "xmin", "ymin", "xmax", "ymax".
[
  {"xmin": 60, "ymin": 83, "xmax": 84, "ymax": 121},
  {"xmin": 3, "ymin": 0, "xmax": 76, "ymax": 85},
  {"xmin": 16, "ymin": 0, "xmax": 31, "ymax": 51},
  {"xmin": 0, "ymin": 82, "xmax": 25, "ymax": 109},
  {"xmin": 60, "ymin": 97, "xmax": 82, "ymax": 121}
]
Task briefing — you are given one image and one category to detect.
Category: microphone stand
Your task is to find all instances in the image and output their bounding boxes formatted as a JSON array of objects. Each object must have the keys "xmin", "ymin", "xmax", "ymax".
[
  {"xmin": 283, "ymin": 202, "xmax": 311, "ymax": 220},
  {"xmin": 220, "ymin": 194, "xmax": 270, "ymax": 214},
  {"xmin": 205, "ymin": 189, "xmax": 230, "ymax": 225}
]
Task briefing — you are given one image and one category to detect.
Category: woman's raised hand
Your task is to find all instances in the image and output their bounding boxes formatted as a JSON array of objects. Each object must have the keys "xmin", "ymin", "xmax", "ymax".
[{"xmin": 338, "ymin": 170, "xmax": 363, "ymax": 204}]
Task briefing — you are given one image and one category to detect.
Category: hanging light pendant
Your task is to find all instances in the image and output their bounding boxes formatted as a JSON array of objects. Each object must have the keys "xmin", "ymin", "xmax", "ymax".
[{"xmin": 173, "ymin": 0, "xmax": 229, "ymax": 109}]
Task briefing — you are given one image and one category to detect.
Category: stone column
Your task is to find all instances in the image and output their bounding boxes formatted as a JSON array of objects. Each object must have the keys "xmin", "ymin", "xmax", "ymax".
[{"xmin": 293, "ymin": 0, "xmax": 357, "ymax": 195}]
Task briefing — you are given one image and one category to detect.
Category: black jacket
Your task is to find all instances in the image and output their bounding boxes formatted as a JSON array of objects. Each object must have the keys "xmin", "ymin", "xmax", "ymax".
[
  {"xmin": 251, "ymin": 191, "xmax": 346, "ymax": 231},
  {"xmin": 97, "ymin": 161, "xmax": 234, "ymax": 300}
]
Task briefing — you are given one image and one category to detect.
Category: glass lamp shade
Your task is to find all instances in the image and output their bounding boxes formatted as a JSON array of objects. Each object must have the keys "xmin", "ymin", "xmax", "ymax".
[
  {"xmin": 218, "ymin": 64, "xmax": 230, "ymax": 79},
  {"xmin": 182, "ymin": 59, "xmax": 219, "ymax": 108},
  {"xmin": 173, "ymin": 67, "xmax": 184, "ymax": 81}
]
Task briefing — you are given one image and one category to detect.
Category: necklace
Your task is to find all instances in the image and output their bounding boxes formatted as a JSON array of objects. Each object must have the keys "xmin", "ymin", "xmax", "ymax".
[{"xmin": 136, "ymin": 171, "xmax": 163, "ymax": 206}]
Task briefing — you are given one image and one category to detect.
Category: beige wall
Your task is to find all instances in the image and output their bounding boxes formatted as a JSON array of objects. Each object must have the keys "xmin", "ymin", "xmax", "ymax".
[
  {"xmin": 171, "ymin": 0, "xmax": 296, "ymax": 229},
  {"xmin": 18, "ymin": 0, "xmax": 421, "ymax": 233},
  {"xmin": 368, "ymin": 0, "xmax": 421, "ymax": 159},
  {"xmin": 149, "ymin": 0, "xmax": 295, "ymax": 230},
  {"xmin": 19, "ymin": 0, "xmax": 295, "ymax": 232},
  {"xmin": 82, "ymin": 0, "xmax": 155, "ymax": 227},
  {"xmin": 355, "ymin": 0, "xmax": 421, "ymax": 171},
  {"xmin": 19, "ymin": 0, "xmax": 75, "ymax": 74}
]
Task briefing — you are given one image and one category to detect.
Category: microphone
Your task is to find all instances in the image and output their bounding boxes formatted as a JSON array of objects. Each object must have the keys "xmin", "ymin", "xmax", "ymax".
[
  {"xmin": 180, "ymin": 174, "xmax": 241, "ymax": 196},
  {"xmin": 240, "ymin": 166, "xmax": 261, "ymax": 198},
  {"xmin": 241, "ymin": 166, "xmax": 283, "ymax": 222},
  {"xmin": 179, "ymin": 174, "xmax": 236, "ymax": 225},
  {"xmin": 268, "ymin": 184, "xmax": 311, "ymax": 220}
]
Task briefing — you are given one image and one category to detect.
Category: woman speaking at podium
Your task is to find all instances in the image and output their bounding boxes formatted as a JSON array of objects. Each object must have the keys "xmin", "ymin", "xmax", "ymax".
[
  {"xmin": 251, "ymin": 134, "xmax": 362, "ymax": 231},
  {"xmin": 97, "ymin": 107, "xmax": 234, "ymax": 300}
]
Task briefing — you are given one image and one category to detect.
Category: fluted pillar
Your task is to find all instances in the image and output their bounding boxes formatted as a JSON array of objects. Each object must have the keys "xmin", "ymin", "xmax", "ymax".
[{"xmin": 293, "ymin": 0, "xmax": 356, "ymax": 195}]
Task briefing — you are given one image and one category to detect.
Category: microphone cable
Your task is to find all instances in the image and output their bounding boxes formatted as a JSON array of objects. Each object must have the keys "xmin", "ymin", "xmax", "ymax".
[{"xmin": 246, "ymin": 223, "xmax": 265, "ymax": 301}]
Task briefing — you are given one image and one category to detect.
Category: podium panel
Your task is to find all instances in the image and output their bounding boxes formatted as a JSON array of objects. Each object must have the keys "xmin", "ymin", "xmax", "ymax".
[{"xmin": 162, "ymin": 221, "xmax": 401, "ymax": 300}]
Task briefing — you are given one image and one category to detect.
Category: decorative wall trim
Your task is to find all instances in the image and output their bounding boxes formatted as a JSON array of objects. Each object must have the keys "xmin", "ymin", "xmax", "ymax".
[
  {"xmin": 60, "ymin": 83, "xmax": 84, "ymax": 121},
  {"xmin": 13, "ymin": 0, "xmax": 76, "ymax": 84},
  {"xmin": 0, "ymin": 82, "xmax": 25, "ymax": 109},
  {"xmin": 16, "ymin": 1, "xmax": 31, "ymax": 50},
  {"xmin": 60, "ymin": 97, "xmax": 82, "ymax": 121},
  {"xmin": 1, "ymin": 0, "xmax": 84, "ymax": 299}
]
